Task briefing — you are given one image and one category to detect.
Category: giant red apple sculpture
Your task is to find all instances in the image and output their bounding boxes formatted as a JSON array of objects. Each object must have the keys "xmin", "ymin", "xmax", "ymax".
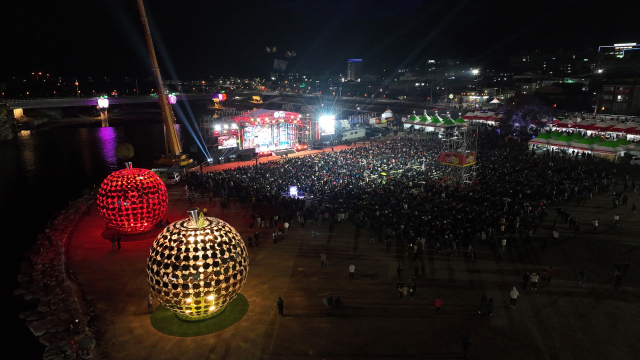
[{"xmin": 97, "ymin": 163, "xmax": 168, "ymax": 234}]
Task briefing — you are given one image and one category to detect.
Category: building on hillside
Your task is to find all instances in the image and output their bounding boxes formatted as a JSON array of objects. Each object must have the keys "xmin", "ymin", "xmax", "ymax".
[{"xmin": 600, "ymin": 84, "xmax": 640, "ymax": 115}]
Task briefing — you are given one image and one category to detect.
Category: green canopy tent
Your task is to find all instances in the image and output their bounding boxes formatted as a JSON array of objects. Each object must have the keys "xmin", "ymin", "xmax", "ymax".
[
  {"xmin": 536, "ymin": 133, "xmax": 554, "ymax": 140},
  {"xmin": 455, "ymin": 117, "xmax": 466, "ymax": 124},
  {"xmin": 568, "ymin": 132, "xmax": 584, "ymax": 141},
  {"xmin": 577, "ymin": 137, "xmax": 599, "ymax": 145},
  {"xmin": 554, "ymin": 134, "xmax": 572, "ymax": 142},
  {"xmin": 409, "ymin": 115, "xmax": 418, "ymax": 122},
  {"xmin": 429, "ymin": 116, "xmax": 442, "ymax": 124},
  {"xmin": 615, "ymin": 138, "xmax": 631, "ymax": 146},
  {"xmin": 419, "ymin": 115, "xmax": 429, "ymax": 123},
  {"xmin": 593, "ymin": 141, "xmax": 625, "ymax": 157},
  {"xmin": 441, "ymin": 119, "xmax": 456, "ymax": 126}
]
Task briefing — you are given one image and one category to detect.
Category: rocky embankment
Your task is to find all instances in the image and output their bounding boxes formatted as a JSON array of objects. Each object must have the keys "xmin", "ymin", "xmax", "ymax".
[
  {"xmin": 0, "ymin": 112, "xmax": 16, "ymax": 140},
  {"xmin": 14, "ymin": 192, "xmax": 100, "ymax": 360}
]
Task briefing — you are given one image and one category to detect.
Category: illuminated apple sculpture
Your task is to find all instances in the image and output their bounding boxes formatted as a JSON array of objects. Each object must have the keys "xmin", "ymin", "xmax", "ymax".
[
  {"xmin": 147, "ymin": 209, "xmax": 249, "ymax": 320},
  {"xmin": 97, "ymin": 163, "xmax": 168, "ymax": 234}
]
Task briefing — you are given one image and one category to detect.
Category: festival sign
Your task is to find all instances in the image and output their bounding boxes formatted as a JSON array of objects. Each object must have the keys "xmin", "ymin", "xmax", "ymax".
[{"xmin": 439, "ymin": 152, "xmax": 477, "ymax": 167}]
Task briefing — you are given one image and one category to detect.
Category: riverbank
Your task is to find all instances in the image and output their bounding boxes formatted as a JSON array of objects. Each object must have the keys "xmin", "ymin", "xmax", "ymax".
[{"xmin": 14, "ymin": 192, "xmax": 101, "ymax": 360}]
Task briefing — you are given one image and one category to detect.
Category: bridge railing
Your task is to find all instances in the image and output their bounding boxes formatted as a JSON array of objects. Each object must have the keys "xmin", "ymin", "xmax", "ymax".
[{"xmin": 0, "ymin": 93, "xmax": 218, "ymax": 104}]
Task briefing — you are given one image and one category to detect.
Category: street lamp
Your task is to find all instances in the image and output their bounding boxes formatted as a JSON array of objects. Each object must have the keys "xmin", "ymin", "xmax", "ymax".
[{"xmin": 75, "ymin": 81, "xmax": 79, "ymax": 97}]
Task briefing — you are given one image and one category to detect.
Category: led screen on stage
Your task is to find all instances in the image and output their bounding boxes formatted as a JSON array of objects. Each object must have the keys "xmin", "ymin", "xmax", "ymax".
[{"xmin": 218, "ymin": 135, "xmax": 237, "ymax": 148}]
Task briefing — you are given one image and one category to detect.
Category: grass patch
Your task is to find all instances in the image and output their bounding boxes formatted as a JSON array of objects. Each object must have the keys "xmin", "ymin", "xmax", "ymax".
[{"xmin": 150, "ymin": 293, "xmax": 249, "ymax": 337}]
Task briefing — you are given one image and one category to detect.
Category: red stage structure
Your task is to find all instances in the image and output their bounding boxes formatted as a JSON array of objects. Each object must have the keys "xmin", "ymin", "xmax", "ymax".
[
  {"xmin": 97, "ymin": 163, "xmax": 168, "ymax": 234},
  {"xmin": 232, "ymin": 109, "xmax": 306, "ymax": 152}
]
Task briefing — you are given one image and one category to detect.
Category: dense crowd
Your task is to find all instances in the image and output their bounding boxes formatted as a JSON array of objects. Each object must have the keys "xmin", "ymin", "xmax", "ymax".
[{"xmin": 185, "ymin": 130, "xmax": 629, "ymax": 262}]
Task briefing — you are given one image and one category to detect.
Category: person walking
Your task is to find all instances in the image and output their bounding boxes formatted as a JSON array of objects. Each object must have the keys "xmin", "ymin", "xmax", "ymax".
[
  {"xmin": 546, "ymin": 266, "xmax": 554, "ymax": 285},
  {"xmin": 478, "ymin": 293, "xmax": 487, "ymax": 315},
  {"xmin": 320, "ymin": 253, "xmax": 327, "ymax": 268},
  {"xmin": 277, "ymin": 297, "xmax": 284, "ymax": 316},
  {"xmin": 522, "ymin": 272, "xmax": 530, "ymax": 291},
  {"xmin": 397, "ymin": 264, "xmax": 403, "ymax": 280},
  {"xmin": 530, "ymin": 272, "xmax": 539, "ymax": 290},
  {"xmin": 349, "ymin": 263, "xmax": 355, "ymax": 279},
  {"xmin": 510, "ymin": 287, "xmax": 519, "ymax": 308},
  {"xmin": 614, "ymin": 261, "xmax": 622, "ymax": 276},
  {"xmin": 284, "ymin": 221, "xmax": 289, "ymax": 234},
  {"xmin": 614, "ymin": 273, "xmax": 623, "ymax": 290},
  {"xmin": 486, "ymin": 298, "xmax": 494, "ymax": 316},
  {"xmin": 578, "ymin": 269, "xmax": 586, "ymax": 287},
  {"xmin": 462, "ymin": 333, "xmax": 472, "ymax": 359},
  {"xmin": 272, "ymin": 231, "xmax": 277, "ymax": 244},
  {"xmin": 116, "ymin": 234, "xmax": 122, "ymax": 250},
  {"xmin": 146, "ymin": 294, "xmax": 154, "ymax": 314},
  {"xmin": 632, "ymin": 203, "xmax": 637, "ymax": 216},
  {"xmin": 110, "ymin": 235, "xmax": 117, "ymax": 251},
  {"xmin": 434, "ymin": 296, "xmax": 443, "ymax": 314},
  {"xmin": 614, "ymin": 214, "xmax": 620, "ymax": 227}
]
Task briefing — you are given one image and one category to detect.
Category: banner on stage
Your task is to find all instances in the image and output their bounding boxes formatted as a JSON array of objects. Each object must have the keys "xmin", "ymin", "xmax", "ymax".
[{"xmin": 439, "ymin": 152, "xmax": 476, "ymax": 167}]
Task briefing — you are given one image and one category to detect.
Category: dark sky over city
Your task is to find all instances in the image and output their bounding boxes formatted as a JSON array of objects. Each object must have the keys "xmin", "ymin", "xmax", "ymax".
[{"xmin": 3, "ymin": 0, "xmax": 640, "ymax": 80}]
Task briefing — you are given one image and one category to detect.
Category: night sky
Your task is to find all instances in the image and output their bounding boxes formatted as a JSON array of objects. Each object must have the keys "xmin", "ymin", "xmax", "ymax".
[{"xmin": 3, "ymin": 0, "xmax": 640, "ymax": 80}]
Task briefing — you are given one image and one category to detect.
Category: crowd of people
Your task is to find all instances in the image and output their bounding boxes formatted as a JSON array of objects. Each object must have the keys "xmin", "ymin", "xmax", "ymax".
[
  {"xmin": 183, "ymin": 129, "xmax": 633, "ymax": 317},
  {"xmin": 187, "ymin": 130, "xmax": 629, "ymax": 262},
  {"xmin": 177, "ymin": 128, "xmax": 639, "ymax": 358}
]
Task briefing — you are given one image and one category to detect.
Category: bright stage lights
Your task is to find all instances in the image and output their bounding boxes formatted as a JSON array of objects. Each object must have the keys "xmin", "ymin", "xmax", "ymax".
[{"xmin": 319, "ymin": 115, "xmax": 335, "ymax": 135}]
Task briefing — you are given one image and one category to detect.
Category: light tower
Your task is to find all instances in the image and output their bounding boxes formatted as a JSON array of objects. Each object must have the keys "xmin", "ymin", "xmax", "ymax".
[{"xmin": 439, "ymin": 124, "xmax": 478, "ymax": 187}]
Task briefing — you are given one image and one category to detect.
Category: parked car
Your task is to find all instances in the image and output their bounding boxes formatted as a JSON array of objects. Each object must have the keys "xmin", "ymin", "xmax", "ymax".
[{"xmin": 630, "ymin": 157, "xmax": 640, "ymax": 166}]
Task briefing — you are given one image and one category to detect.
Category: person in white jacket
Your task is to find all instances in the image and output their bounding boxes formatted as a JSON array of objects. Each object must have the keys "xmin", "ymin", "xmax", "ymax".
[
  {"xmin": 530, "ymin": 272, "xmax": 539, "ymax": 290},
  {"xmin": 510, "ymin": 287, "xmax": 520, "ymax": 308}
]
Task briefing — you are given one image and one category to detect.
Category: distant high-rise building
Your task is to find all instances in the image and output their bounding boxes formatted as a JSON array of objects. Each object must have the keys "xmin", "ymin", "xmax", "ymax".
[{"xmin": 347, "ymin": 59, "xmax": 363, "ymax": 81}]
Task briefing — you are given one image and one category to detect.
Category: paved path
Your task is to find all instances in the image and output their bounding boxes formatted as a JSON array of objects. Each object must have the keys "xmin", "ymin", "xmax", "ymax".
[{"xmin": 68, "ymin": 165, "xmax": 640, "ymax": 360}]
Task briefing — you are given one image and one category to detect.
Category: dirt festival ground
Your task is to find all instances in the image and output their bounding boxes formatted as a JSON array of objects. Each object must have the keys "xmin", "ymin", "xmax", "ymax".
[{"xmin": 68, "ymin": 154, "xmax": 640, "ymax": 360}]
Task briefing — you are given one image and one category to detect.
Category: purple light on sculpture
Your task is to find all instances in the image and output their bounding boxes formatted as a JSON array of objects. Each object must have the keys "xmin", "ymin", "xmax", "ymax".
[{"xmin": 168, "ymin": 94, "xmax": 177, "ymax": 104}]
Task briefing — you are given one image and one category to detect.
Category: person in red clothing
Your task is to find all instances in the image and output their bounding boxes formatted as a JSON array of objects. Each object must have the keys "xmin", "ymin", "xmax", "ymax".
[
  {"xmin": 546, "ymin": 266, "xmax": 554, "ymax": 285},
  {"xmin": 434, "ymin": 296, "xmax": 443, "ymax": 314}
]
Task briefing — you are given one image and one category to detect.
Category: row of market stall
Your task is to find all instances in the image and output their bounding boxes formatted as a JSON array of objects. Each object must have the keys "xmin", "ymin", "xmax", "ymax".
[
  {"xmin": 529, "ymin": 130, "xmax": 636, "ymax": 160},
  {"xmin": 403, "ymin": 114, "xmax": 468, "ymax": 131},
  {"xmin": 547, "ymin": 117, "xmax": 640, "ymax": 141},
  {"xmin": 461, "ymin": 111, "xmax": 504, "ymax": 124}
]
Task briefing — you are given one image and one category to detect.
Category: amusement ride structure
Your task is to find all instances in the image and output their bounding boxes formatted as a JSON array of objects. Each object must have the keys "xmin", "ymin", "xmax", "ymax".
[{"xmin": 439, "ymin": 125, "xmax": 478, "ymax": 186}]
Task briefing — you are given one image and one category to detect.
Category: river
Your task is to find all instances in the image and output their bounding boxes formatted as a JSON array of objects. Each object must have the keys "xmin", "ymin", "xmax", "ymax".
[{"xmin": 0, "ymin": 121, "xmax": 202, "ymax": 357}]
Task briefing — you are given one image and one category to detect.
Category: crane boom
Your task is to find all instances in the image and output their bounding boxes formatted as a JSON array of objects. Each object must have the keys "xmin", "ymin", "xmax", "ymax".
[{"xmin": 136, "ymin": 0, "xmax": 182, "ymax": 157}]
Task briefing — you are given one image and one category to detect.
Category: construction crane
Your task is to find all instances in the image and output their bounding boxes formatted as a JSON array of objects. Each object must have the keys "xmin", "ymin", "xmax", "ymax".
[{"xmin": 136, "ymin": 0, "xmax": 192, "ymax": 166}]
